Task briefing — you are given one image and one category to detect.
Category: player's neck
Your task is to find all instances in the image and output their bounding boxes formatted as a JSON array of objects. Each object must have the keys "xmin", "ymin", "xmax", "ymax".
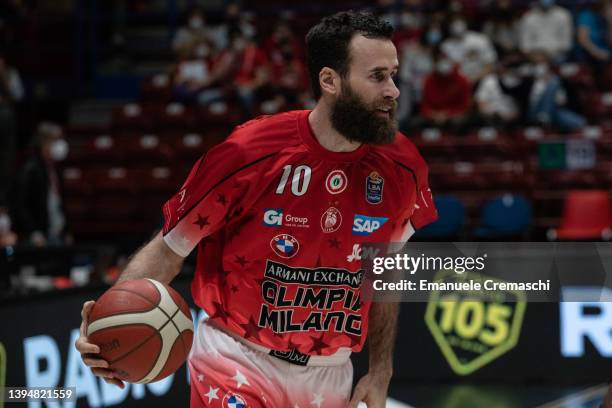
[{"xmin": 308, "ymin": 104, "xmax": 362, "ymax": 153}]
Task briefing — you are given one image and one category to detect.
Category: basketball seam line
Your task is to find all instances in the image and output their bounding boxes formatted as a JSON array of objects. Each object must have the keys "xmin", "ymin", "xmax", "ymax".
[
  {"xmin": 107, "ymin": 307, "xmax": 181, "ymax": 380},
  {"xmin": 98, "ymin": 285, "xmax": 190, "ymax": 381}
]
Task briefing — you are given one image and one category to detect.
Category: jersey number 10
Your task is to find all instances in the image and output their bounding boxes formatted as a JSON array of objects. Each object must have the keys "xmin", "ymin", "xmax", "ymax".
[{"xmin": 276, "ymin": 165, "xmax": 312, "ymax": 196}]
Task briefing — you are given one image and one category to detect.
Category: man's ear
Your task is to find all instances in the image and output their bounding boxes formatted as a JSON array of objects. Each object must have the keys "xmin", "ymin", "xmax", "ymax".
[{"xmin": 319, "ymin": 67, "xmax": 340, "ymax": 96}]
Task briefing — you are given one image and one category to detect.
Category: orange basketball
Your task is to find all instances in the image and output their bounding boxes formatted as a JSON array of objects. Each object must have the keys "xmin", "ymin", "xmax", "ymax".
[{"xmin": 87, "ymin": 278, "xmax": 194, "ymax": 384}]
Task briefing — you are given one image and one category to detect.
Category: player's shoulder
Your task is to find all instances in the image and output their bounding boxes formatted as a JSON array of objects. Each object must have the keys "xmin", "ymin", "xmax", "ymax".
[
  {"xmin": 225, "ymin": 110, "xmax": 304, "ymax": 154},
  {"xmin": 373, "ymin": 131, "xmax": 428, "ymax": 171}
]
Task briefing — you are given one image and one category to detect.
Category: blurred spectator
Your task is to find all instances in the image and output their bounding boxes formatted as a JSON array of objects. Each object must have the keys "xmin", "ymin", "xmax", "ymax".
[
  {"xmin": 398, "ymin": 36, "xmax": 433, "ymax": 125},
  {"xmin": 268, "ymin": 38, "xmax": 309, "ymax": 108},
  {"xmin": 482, "ymin": 0, "xmax": 521, "ymax": 61},
  {"xmin": 172, "ymin": 39, "xmax": 219, "ymax": 105},
  {"xmin": 526, "ymin": 54, "xmax": 586, "ymax": 131},
  {"xmin": 209, "ymin": 3, "xmax": 257, "ymax": 52},
  {"xmin": 474, "ymin": 65, "xmax": 519, "ymax": 127},
  {"xmin": 422, "ymin": 11, "xmax": 446, "ymax": 48},
  {"xmin": 172, "ymin": 7, "xmax": 214, "ymax": 59},
  {"xmin": 576, "ymin": 0, "xmax": 612, "ymax": 65},
  {"xmin": 12, "ymin": 123, "xmax": 70, "ymax": 247},
  {"xmin": 265, "ymin": 20, "xmax": 304, "ymax": 67},
  {"xmin": 0, "ymin": 207, "xmax": 17, "ymax": 247},
  {"xmin": 415, "ymin": 48, "xmax": 472, "ymax": 132},
  {"xmin": 441, "ymin": 15, "xmax": 497, "ymax": 83},
  {"xmin": 519, "ymin": 0, "xmax": 573, "ymax": 63},
  {"xmin": 0, "ymin": 52, "xmax": 23, "ymax": 208},
  {"xmin": 231, "ymin": 31, "xmax": 270, "ymax": 117}
]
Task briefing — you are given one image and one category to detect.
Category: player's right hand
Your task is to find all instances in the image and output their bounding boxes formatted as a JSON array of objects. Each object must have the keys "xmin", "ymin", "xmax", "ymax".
[{"xmin": 75, "ymin": 300, "xmax": 125, "ymax": 389}]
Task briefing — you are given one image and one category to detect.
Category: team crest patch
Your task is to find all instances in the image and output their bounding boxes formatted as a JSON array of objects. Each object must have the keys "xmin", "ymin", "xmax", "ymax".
[
  {"xmin": 223, "ymin": 393, "xmax": 247, "ymax": 408},
  {"xmin": 366, "ymin": 171, "xmax": 384, "ymax": 204},
  {"xmin": 321, "ymin": 207, "xmax": 342, "ymax": 233},
  {"xmin": 325, "ymin": 170, "xmax": 348, "ymax": 194},
  {"xmin": 270, "ymin": 234, "xmax": 299, "ymax": 258}
]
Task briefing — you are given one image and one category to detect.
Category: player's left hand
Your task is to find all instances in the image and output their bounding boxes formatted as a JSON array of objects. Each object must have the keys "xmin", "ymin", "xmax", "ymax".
[{"xmin": 348, "ymin": 371, "xmax": 391, "ymax": 408}]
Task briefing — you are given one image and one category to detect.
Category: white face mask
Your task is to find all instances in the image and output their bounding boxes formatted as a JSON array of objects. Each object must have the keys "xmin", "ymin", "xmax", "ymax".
[
  {"xmin": 189, "ymin": 17, "xmax": 204, "ymax": 30},
  {"xmin": 0, "ymin": 213, "xmax": 11, "ymax": 234},
  {"xmin": 50, "ymin": 139, "xmax": 69, "ymax": 161},
  {"xmin": 450, "ymin": 20, "xmax": 467, "ymax": 37},
  {"xmin": 534, "ymin": 63, "xmax": 549, "ymax": 78},
  {"xmin": 194, "ymin": 44, "xmax": 209, "ymax": 58},
  {"xmin": 437, "ymin": 60, "xmax": 453, "ymax": 75}
]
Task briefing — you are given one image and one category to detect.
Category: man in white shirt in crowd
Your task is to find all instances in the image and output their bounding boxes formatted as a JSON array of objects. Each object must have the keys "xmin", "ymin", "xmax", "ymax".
[
  {"xmin": 441, "ymin": 15, "xmax": 497, "ymax": 84},
  {"xmin": 519, "ymin": 0, "xmax": 573, "ymax": 63}
]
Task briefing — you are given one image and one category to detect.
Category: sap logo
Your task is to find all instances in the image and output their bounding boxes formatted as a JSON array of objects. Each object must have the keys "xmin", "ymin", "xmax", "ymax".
[
  {"xmin": 352, "ymin": 215, "xmax": 388, "ymax": 236},
  {"xmin": 560, "ymin": 287, "xmax": 612, "ymax": 357},
  {"xmin": 263, "ymin": 209, "xmax": 283, "ymax": 227},
  {"xmin": 347, "ymin": 244, "xmax": 381, "ymax": 262}
]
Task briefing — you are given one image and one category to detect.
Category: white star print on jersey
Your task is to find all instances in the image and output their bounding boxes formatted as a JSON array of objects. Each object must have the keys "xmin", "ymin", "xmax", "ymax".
[
  {"xmin": 204, "ymin": 386, "xmax": 219, "ymax": 403},
  {"xmin": 311, "ymin": 392, "xmax": 324, "ymax": 408},
  {"xmin": 232, "ymin": 369, "xmax": 250, "ymax": 389}
]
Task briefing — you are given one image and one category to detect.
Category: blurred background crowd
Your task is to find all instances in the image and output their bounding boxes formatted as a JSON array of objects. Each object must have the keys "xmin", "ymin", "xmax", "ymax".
[{"xmin": 1, "ymin": 0, "xmax": 612, "ymax": 295}]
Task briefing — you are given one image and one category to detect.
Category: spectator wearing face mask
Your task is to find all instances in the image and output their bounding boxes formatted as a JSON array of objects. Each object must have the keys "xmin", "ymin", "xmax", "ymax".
[
  {"xmin": 519, "ymin": 0, "xmax": 573, "ymax": 63},
  {"xmin": 172, "ymin": 7, "xmax": 213, "ymax": 59},
  {"xmin": 414, "ymin": 47, "xmax": 472, "ymax": 132},
  {"xmin": 576, "ymin": 0, "xmax": 612, "ymax": 65},
  {"xmin": 441, "ymin": 15, "xmax": 497, "ymax": 83},
  {"xmin": 526, "ymin": 54, "xmax": 587, "ymax": 131},
  {"xmin": 474, "ymin": 64, "xmax": 519, "ymax": 128},
  {"xmin": 11, "ymin": 122, "xmax": 70, "ymax": 247},
  {"xmin": 483, "ymin": 0, "xmax": 522, "ymax": 61}
]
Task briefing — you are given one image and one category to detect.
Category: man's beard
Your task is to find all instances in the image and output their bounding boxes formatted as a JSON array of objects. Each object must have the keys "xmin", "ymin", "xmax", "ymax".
[{"xmin": 330, "ymin": 83, "xmax": 398, "ymax": 145}]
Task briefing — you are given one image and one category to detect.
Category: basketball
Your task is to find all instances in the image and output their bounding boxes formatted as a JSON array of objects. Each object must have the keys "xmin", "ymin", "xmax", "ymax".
[{"xmin": 86, "ymin": 278, "xmax": 194, "ymax": 384}]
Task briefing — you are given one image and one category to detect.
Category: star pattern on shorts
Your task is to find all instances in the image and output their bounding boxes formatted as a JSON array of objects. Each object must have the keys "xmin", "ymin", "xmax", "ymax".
[
  {"xmin": 234, "ymin": 255, "xmax": 248, "ymax": 267},
  {"xmin": 311, "ymin": 392, "xmax": 324, "ymax": 408},
  {"xmin": 204, "ymin": 386, "xmax": 219, "ymax": 403},
  {"xmin": 216, "ymin": 194, "xmax": 227, "ymax": 206},
  {"xmin": 328, "ymin": 237, "xmax": 341, "ymax": 249},
  {"xmin": 232, "ymin": 369, "xmax": 250, "ymax": 389},
  {"xmin": 308, "ymin": 333, "xmax": 329, "ymax": 354},
  {"xmin": 197, "ymin": 374, "xmax": 204, "ymax": 382},
  {"xmin": 239, "ymin": 316, "xmax": 263, "ymax": 342},
  {"xmin": 209, "ymin": 301, "xmax": 230, "ymax": 324},
  {"xmin": 193, "ymin": 214, "xmax": 210, "ymax": 230}
]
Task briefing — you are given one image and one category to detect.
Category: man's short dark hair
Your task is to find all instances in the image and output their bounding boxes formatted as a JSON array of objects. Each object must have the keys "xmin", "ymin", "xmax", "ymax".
[{"xmin": 305, "ymin": 11, "xmax": 394, "ymax": 99}]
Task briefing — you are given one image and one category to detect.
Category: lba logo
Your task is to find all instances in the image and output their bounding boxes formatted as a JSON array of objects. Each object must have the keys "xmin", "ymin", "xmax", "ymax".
[
  {"xmin": 352, "ymin": 214, "xmax": 388, "ymax": 236},
  {"xmin": 263, "ymin": 209, "xmax": 283, "ymax": 227}
]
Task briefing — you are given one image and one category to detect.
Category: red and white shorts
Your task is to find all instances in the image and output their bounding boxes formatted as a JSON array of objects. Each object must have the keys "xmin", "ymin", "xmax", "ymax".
[{"xmin": 188, "ymin": 319, "xmax": 354, "ymax": 408}]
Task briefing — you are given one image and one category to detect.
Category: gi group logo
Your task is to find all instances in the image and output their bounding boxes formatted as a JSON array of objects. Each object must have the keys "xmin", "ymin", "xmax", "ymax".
[
  {"xmin": 263, "ymin": 209, "xmax": 309, "ymax": 228},
  {"xmin": 223, "ymin": 393, "xmax": 247, "ymax": 408},
  {"xmin": 425, "ymin": 270, "xmax": 526, "ymax": 375},
  {"xmin": 270, "ymin": 234, "xmax": 300, "ymax": 258},
  {"xmin": 352, "ymin": 214, "xmax": 388, "ymax": 236}
]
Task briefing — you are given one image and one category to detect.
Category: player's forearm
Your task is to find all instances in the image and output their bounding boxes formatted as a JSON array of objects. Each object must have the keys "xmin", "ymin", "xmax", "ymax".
[
  {"xmin": 367, "ymin": 301, "xmax": 399, "ymax": 378},
  {"xmin": 117, "ymin": 231, "xmax": 184, "ymax": 284}
]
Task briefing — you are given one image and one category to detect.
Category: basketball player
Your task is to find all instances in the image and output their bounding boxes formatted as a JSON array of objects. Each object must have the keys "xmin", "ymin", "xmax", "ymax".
[{"xmin": 76, "ymin": 11, "xmax": 437, "ymax": 408}]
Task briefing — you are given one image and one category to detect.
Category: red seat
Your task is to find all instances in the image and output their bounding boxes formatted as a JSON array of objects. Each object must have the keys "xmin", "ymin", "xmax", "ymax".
[
  {"xmin": 140, "ymin": 74, "xmax": 172, "ymax": 103},
  {"xmin": 552, "ymin": 190, "xmax": 612, "ymax": 240}
]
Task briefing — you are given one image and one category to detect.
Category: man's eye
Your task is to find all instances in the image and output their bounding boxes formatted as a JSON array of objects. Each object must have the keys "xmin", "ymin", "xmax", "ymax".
[{"xmin": 372, "ymin": 73, "xmax": 384, "ymax": 81}]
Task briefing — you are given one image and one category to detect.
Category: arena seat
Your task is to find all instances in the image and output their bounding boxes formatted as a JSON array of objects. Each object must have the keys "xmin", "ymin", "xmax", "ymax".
[
  {"xmin": 474, "ymin": 194, "xmax": 533, "ymax": 239},
  {"xmin": 415, "ymin": 195, "xmax": 465, "ymax": 239},
  {"xmin": 549, "ymin": 190, "xmax": 612, "ymax": 240}
]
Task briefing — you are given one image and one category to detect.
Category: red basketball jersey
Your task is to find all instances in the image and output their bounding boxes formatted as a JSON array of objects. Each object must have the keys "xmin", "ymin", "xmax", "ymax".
[{"xmin": 162, "ymin": 110, "xmax": 437, "ymax": 356}]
